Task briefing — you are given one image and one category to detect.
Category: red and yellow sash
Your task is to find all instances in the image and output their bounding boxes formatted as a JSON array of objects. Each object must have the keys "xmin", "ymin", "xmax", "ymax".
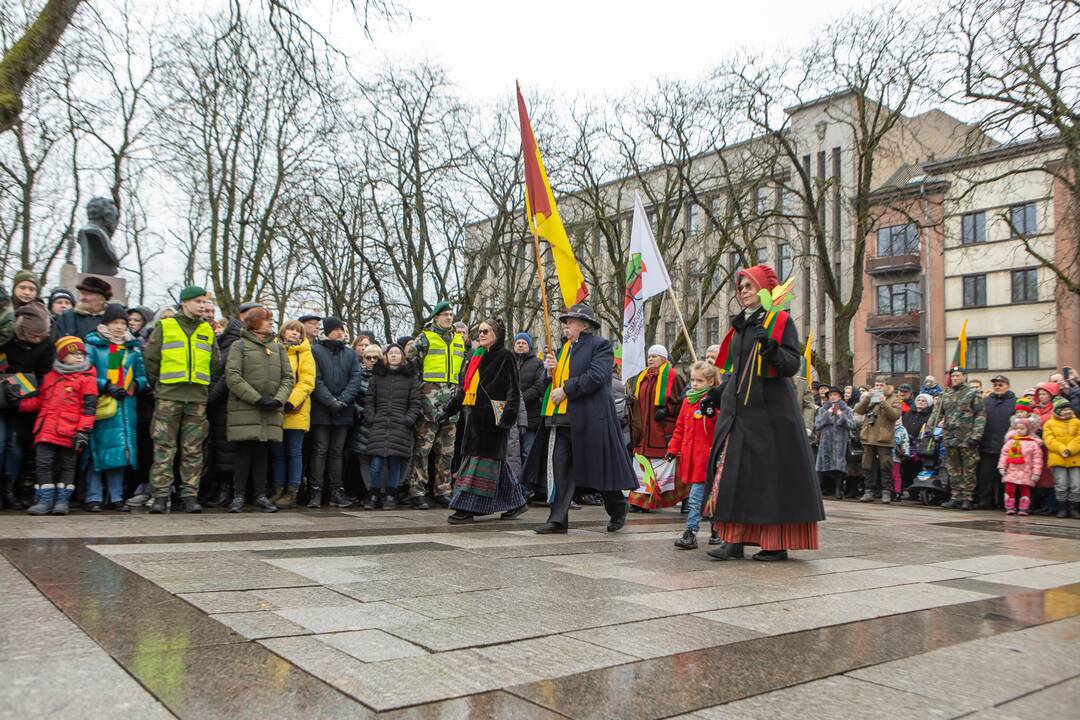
[
  {"xmin": 541, "ymin": 344, "xmax": 571, "ymax": 416},
  {"xmin": 714, "ymin": 310, "xmax": 789, "ymax": 378},
  {"xmin": 634, "ymin": 362, "xmax": 675, "ymax": 407},
  {"xmin": 462, "ymin": 347, "xmax": 486, "ymax": 406}
]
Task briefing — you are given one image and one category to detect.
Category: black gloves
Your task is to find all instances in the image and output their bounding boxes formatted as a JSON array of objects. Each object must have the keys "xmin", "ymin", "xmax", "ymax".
[
  {"xmin": 966, "ymin": 438, "xmax": 981, "ymax": 449},
  {"xmin": 332, "ymin": 399, "xmax": 348, "ymax": 413},
  {"xmin": 104, "ymin": 382, "xmax": 128, "ymax": 399},
  {"xmin": 654, "ymin": 408, "xmax": 668, "ymax": 422},
  {"xmin": 3, "ymin": 383, "xmax": 21, "ymax": 404},
  {"xmin": 284, "ymin": 401, "xmax": 295, "ymax": 413},
  {"xmin": 73, "ymin": 431, "xmax": 89, "ymax": 452},
  {"xmin": 664, "ymin": 453, "xmax": 677, "ymax": 462},
  {"xmin": 749, "ymin": 325, "xmax": 769, "ymax": 346},
  {"xmin": 256, "ymin": 395, "xmax": 282, "ymax": 409},
  {"xmin": 699, "ymin": 387, "xmax": 723, "ymax": 417}
]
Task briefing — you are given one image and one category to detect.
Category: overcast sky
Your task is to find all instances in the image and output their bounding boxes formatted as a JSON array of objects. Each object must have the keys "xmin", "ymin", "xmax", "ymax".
[{"xmin": 332, "ymin": 0, "xmax": 882, "ymax": 102}]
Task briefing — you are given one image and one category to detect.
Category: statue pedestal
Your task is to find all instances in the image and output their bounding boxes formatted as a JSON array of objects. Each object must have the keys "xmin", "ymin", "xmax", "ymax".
[{"xmin": 59, "ymin": 263, "xmax": 128, "ymax": 305}]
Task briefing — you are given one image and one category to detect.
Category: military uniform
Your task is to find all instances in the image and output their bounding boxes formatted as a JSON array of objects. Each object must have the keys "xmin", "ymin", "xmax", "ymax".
[
  {"xmin": 939, "ymin": 382, "xmax": 986, "ymax": 502},
  {"xmin": 406, "ymin": 326, "xmax": 463, "ymax": 501},
  {"xmin": 143, "ymin": 312, "xmax": 221, "ymax": 503}
]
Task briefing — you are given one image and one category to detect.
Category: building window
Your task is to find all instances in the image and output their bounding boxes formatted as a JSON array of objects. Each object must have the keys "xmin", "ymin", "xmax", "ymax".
[
  {"xmin": 728, "ymin": 251, "xmax": 741, "ymax": 288},
  {"xmin": 664, "ymin": 321, "xmax": 677, "ymax": 351},
  {"xmin": 1012, "ymin": 335, "xmax": 1039, "ymax": 369},
  {"xmin": 754, "ymin": 246, "xmax": 769, "ymax": 265},
  {"xmin": 777, "ymin": 243, "xmax": 793, "ymax": 281},
  {"xmin": 967, "ymin": 337, "xmax": 988, "ymax": 371},
  {"xmin": 687, "ymin": 203, "xmax": 701, "ymax": 235},
  {"xmin": 961, "ymin": 212, "xmax": 986, "ymax": 245},
  {"xmin": 1011, "ymin": 268, "xmax": 1038, "ymax": 302},
  {"xmin": 781, "ymin": 186, "xmax": 798, "ymax": 214},
  {"xmin": 705, "ymin": 317, "xmax": 720, "ymax": 346},
  {"xmin": 876, "ymin": 281, "xmax": 918, "ymax": 315},
  {"xmin": 962, "ymin": 274, "xmax": 986, "ymax": 308},
  {"xmin": 877, "ymin": 342, "xmax": 919, "ymax": 374},
  {"xmin": 729, "ymin": 197, "xmax": 742, "ymax": 228},
  {"xmin": 876, "ymin": 223, "xmax": 919, "ymax": 257},
  {"xmin": 1009, "ymin": 203, "xmax": 1037, "ymax": 236},
  {"xmin": 755, "ymin": 186, "xmax": 771, "ymax": 214}
]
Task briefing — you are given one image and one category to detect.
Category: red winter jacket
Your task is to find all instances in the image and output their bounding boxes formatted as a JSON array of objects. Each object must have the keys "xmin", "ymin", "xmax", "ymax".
[
  {"xmin": 667, "ymin": 395, "xmax": 717, "ymax": 485},
  {"xmin": 19, "ymin": 367, "xmax": 98, "ymax": 448}
]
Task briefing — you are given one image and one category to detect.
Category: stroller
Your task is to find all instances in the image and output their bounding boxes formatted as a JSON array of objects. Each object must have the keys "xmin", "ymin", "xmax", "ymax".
[{"xmin": 908, "ymin": 424, "xmax": 950, "ymax": 506}]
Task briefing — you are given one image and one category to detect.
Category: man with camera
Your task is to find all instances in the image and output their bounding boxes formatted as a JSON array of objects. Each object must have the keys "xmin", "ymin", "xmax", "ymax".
[
  {"xmin": 939, "ymin": 367, "xmax": 986, "ymax": 510},
  {"xmin": 853, "ymin": 377, "xmax": 902, "ymax": 503}
]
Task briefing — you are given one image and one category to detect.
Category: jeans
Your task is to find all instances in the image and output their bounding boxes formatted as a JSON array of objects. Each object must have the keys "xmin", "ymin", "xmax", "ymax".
[
  {"xmin": 310, "ymin": 425, "xmax": 349, "ymax": 491},
  {"xmin": 271, "ymin": 429, "xmax": 305, "ymax": 491},
  {"xmin": 370, "ymin": 456, "xmax": 401, "ymax": 489},
  {"xmin": 85, "ymin": 466, "xmax": 125, "ymax": 504},
  {"xmin": 1053, "ymin": 466, "xmax": 1080, "ymax": 503},
  {"xmin": 0, "ymin": 412, "xmax": 23, "ymax": 481},
  {"xmin": 684, "ymin": 483, "xmax": 706, "ymax": 532},
  {"xmin": 519, "ymin": 429, "xmax": 537, "ymax": 467}
]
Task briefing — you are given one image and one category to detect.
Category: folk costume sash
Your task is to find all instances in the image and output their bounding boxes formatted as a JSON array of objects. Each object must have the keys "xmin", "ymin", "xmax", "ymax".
[
  {"xmin": 461, "ymin": 347, "xmax": 487, "ymax": 407},
  {"xmin": 541, "ymin": 343, "xmax": 571, "ymax": 416},
  {"xmin": 106, "ymin": 343, "xmax": 133, "ymax": 392},
  {"xmin": 634, "ymin": 362, "xmax": 675, "ymax": 408},
  {"xmin": 714, "ymin": 310, "xmax": 789, "ymax": 378}
]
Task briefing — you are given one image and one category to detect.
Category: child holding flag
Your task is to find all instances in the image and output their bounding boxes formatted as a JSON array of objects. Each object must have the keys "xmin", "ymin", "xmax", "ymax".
[{"xmin": 668, "ymin": 361, "xmax": 721, "ymax": 549}]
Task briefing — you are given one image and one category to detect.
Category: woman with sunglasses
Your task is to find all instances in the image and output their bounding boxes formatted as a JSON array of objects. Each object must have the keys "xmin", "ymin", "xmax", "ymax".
[{"xmin": 439, "ymin": 318, "xmax": 528, "ymax": 524}]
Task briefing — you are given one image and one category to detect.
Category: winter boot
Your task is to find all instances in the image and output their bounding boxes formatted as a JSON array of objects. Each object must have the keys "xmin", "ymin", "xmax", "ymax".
[
  {"xmin": 205, "ymin": 482, "xmax": 230, "ymax": 508},
  {"xmin": 858, "ymin": 490, "xmax": 874, "ymax": 503},
  {"xmin": 266, "ymin": 485, "xmax": 284, "ymax": 505},
  {"xmin": 1069, "ymin": 502, "xmax": 1080, "ymax": 520},
  {"xmin": 363, "ymin": 490, "xmax": 381, "ymax": 510},
  {"xmin": 834, "ymin": 476, "xmax": 845, "ymax": 500},
  {"xmin": 1004, "ymin": 495, "xmax": 1016, "ymax": 516},
  {"xmin": 881, "ymin": 489, "xmax": 892, "ymax": 504},
  {"xmin": 27, "ymin": 484, "xmax": 56, "ymax": 516},
  {"xmin": 2, "ymin": 477, "xmax": 23, "ymax": 510},
  {"xmin": 181, "ymin": 497, "xmax": 202, "ymax": 514},
  {"xmin": 306, "ymin": 485, "xmax": 322, "ymax": 509},
  {"xmin": 706, "ymin": 542, "xmax": 745, "ymax": 560},
  {"xmin": 227, "ymin": 495, "xmax": 244, "ymax": 513},
  {"xmin": 51, "ymin": 484, "xmax": 74, "ymax": 515},
  {"xmin": 253, "ymin": 496, "xmax": 277, "ymax": 513},
  {"xmin": 1018, "ymin": 495, "xmax": 1031, "ymax": 517},
  {"xmin": 1057, "ymin": 502, "xmax": 1069, "ymax": 518},
  {"xmin": 149, "ymin": 496, "xmax": 169, "ymax": 514},
  {"xmin": 674, "ymin": 529, "xmax": 698, "ymax": 550},
  {"xmin": 382, "ymin": 492, "xmax": 397, "ymax": 511},
  {"xmin": 329, "ymin": 487, "xmax": 353, "ymax": 508},
  {"xmin": 275, "ymin": 488, "xmax": 297, "ymax": 510}
]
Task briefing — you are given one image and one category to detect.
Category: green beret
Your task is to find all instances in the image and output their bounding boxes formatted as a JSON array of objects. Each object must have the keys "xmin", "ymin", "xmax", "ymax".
[{"xmin": 179, "ymin": 285, "xmax": 208, "ymax": 302}]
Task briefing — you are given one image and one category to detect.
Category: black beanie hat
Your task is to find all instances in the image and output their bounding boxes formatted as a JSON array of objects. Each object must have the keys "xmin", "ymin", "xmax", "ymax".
[
  {"xmin": 322, "ymin": 316, "xmax": 345, "ymax": 336},
  {"xmin": 103, "ymin": 303, "xmax": 128, "ymax": 324}
]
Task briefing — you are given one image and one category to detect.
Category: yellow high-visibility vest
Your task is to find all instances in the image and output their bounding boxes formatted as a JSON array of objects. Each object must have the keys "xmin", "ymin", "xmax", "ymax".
[
  {"xmin": 158, "ymin": 317, "xmax": 213, "ymax": 385},
  {"xmin": 421, "ymin": 330, "xmax": 465, "ymax": 384}
]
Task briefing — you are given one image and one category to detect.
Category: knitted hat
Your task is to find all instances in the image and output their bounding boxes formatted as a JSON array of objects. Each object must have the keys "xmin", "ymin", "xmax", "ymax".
[
  {"xmin": 103, "ymin": 303, "xmax": 128, "ymax": 324},
  {"xmin": 395, "ymin": 336, "xmax": 413, "ymax": 347},
  {"xmin": 14, "ymin": 303, "xmax": 50, "ymax": 338},
  {"xmin": 77, "ymin": 275, "xmax": 113, "ymax": 299},
  {"xmin": 1053, "ymin": 396, "xmax": 1071, "ymax": 414},
  {"xmin": 736, "ymin": 265, "xmax": 779, "ymax": 292},
  {"xmin": 322, "ymin": 316, "xmax": 345, "ymax": 336},
  {"xmin": 55, "ymin": 335, "xmax": 86, "ymax": 360},
  {"xmin": 48, "ymin": 288, "xmax": 75, "ymax": 311},
  {"xmin": 916, "ymin": 393, "xmax": 935, "ymax": 408},
  {"xmin": 13, "ymin": 268, "xmax": 39, "ymax": 291},
  {"xmin": 647, "ymin": 344, "xmax": 669, "ymax": 361},
  {"xmin": 514, "ymin": 332, "xmax": 533, "ymax": 350},
  {"xmin": 178, "ymin": 285, "xmax": 207, "ymax": 302},
  {"xmin": 1015, "ymin": 397, "xmax": 1033, "ymax": 412}
]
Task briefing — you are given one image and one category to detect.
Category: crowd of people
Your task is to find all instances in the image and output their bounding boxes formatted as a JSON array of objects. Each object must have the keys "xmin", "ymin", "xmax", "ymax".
[{"xmin": 1, "ymin": 264, "xmax": 1076, "ymax": 564}]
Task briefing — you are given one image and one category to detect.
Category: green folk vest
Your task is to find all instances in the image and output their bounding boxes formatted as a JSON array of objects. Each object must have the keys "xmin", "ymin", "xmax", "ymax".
[
  {"xmin": 421, "ymin": 330, "xmax": 465, "ymax": 384},
  {"xmin": 158, "ymin": 317, "xmax": 213, "ymax": 385}
]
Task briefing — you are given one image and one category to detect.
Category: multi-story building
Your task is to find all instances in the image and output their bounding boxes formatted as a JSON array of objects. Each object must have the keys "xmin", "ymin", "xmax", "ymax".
[{"xmin": 857, "ymin": 136, "xmax": 1079, "ymax": 391}]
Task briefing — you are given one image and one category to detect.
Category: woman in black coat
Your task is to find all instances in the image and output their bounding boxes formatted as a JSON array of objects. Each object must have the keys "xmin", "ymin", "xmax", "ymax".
[
  {"xmin": 702, "ymin": 265, "xmax": 825, "ymax": 561},
  {"xmin": 440, "ymin": 318, "xmax": 528, "ymax": 524},
  {"xmin": 363, "ymin": 343, "xmax": 420, "ymax": 510}
]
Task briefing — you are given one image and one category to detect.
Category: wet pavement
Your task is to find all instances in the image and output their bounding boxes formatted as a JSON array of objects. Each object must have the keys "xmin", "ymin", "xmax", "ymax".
[{"xmin": 2, "ymin": 501, "xmax": 1080, "ymax": 718}]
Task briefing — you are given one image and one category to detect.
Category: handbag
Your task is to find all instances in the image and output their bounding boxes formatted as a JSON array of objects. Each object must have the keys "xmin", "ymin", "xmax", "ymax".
[{"xmin": 95, "ymin": 395, "xmax": 118, "ymax": 421}]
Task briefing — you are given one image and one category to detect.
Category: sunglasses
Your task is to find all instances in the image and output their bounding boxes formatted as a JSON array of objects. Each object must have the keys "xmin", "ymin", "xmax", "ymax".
[
  {"xmin": 364, "ymin": 354, "xmax": 380, "ymax": 360},
  {"xmin": 477, "ymin": 328, "xmax": 493, "ymax": 335}
]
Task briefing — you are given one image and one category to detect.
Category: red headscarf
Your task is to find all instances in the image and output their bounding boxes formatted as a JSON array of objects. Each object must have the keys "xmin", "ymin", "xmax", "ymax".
[{"xmin": 737, "ymin": 264, "xmax": 779, "ymax": 293}]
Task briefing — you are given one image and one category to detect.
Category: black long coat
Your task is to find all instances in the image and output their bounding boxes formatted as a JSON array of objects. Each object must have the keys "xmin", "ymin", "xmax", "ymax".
[
  {"xmin": 311, "ymin": 339, "xmax": 362, "ymax": 426},
  {"xmin": 443, "ymin": 344, "xmax": 520, "ymax": 460},
  {"xmin": 980, "ymin": 391, "xmax": 1017, "ymax": 455},
  {"xmin": 522, "ymin": 332, "xmax": 637, "ymax": 493},
  {"xmin": 364, "ymin": 362, "xmax": 421, "ymax": 459},
  {"xmin": 208, "ymin": 318, "xmax": 243, "ymax": 473},
  {"xmin": 703, "ymin": 308, "xmax": 825, "ymax": 525}
]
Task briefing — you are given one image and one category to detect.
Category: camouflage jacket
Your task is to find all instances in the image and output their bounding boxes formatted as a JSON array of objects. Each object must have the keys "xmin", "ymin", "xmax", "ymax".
[{"xmin": 939, "ymin": 383, "xmax": 986, "ymax": 447}]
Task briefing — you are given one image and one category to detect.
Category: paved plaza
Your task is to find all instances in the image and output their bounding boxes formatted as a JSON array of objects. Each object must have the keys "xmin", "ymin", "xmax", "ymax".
[{"xmin": 2, "ymin": 501, "xmax": 1079, "ymax": 719}]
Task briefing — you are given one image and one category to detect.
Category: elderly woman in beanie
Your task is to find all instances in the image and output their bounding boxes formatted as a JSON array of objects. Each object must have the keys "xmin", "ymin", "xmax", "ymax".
[
  {"xmin": 628, "ymin": 344, "xmax": 687, "ymax": 511},
  {"xmin": 701, "ymin": 264, "xmax": 824, "ymax": 561},
  {"xmin": 439, "ymin": 318, "xmax": 528, "ymax": 524},
  {"xmin": 11, "ymin": 269, "xmax": 41, "ymax": 309},
  {"xmin": 0, "ymin": 303, "xmax": 55, "ymax": 509},
  {"xmin": 84, "ymin": 304, "xmax": 149, "ymax": 511},
  {"xmin": 225, "ymin": 307, "xmax": 293, "ymax": 512}
]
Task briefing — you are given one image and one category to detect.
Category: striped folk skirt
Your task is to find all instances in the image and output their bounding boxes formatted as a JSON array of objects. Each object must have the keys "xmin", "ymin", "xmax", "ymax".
[{"xmin": 450, "ymin": 456, "xmax": 526, "ymax": 515}]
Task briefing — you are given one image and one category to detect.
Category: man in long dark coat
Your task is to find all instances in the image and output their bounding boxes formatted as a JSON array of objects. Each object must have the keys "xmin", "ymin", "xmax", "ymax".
[{"xmin": 532, "ymin": 304, "xmax": 636, "ymax": 534}]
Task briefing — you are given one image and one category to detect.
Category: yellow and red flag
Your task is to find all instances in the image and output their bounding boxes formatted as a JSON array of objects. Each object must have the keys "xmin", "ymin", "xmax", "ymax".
[{"xmin": 516, "ymin": 82, "xmax": 588, "ymax": 309}]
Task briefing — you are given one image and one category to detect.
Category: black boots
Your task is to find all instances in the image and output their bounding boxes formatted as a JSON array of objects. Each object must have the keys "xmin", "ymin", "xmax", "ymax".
[
  {"xmin": 252, "ymin": 496, "xmax": 277, "ymax": 513},
  {"xmin": 306, "ymin": 485, "xmax": 322, "ymax": 509},
  {"xmin": 707, "ymin": 542, "xmax": 745, "ymax": 560},
  {"xmin": 2, "ymin": 477, "xmax": 23, "ymax": 510},
  {"xmin": 329, "ymin": 487, "xmax": 352, "ymax": 508}
]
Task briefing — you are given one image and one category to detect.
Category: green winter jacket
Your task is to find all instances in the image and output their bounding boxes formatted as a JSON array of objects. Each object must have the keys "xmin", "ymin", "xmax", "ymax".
[{"xmin": 224, "ymin": 330, "xmax": 293, "ymax": 443}]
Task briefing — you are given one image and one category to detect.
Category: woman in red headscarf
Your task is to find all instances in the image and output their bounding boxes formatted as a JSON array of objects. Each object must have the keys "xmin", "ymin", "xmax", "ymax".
[{"xmin": 700, "ymin": 265, "xmax": 825, "ymax": 561}]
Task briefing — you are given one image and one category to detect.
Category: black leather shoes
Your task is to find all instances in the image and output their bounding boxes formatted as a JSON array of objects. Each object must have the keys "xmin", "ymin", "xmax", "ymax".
[
  {"xmin": 607, "ymin": 507, "xmax": 628, "ymax": 533},
  {"xmin": 706, "ymin": 542, "xmax": 745, "ymax": 560},
  {"xmin": 534, "ymin": 522, "xmax": 567, "ymax": 534},
  {"xmin": 752, "ymin": 550, "xmax": 788, "ymax": 562},
  {"xmin": 500, "ymin": 504, "xmax": 528, "ymax": 520}
]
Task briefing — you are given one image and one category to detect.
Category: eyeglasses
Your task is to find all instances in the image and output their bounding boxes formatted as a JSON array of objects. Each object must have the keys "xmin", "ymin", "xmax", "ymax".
[{"xmin": 477, "ymin": 328, "xmax": 492, "ymax": 336}]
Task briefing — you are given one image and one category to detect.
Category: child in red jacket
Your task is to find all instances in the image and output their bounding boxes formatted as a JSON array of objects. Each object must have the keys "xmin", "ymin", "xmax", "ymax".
[
  {"xmin": 667, "ymin": 361, "xmax": 720, "ymax": 550},
  {"xmin": 18, "ymin": 336, "xmax": 98, "ymax": 515}
]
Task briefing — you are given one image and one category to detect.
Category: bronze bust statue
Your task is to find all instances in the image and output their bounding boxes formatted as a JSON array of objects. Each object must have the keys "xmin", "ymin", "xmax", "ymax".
[{"xmin": 77, "ymin": 197, "xmax": 121, "ymax": 276}]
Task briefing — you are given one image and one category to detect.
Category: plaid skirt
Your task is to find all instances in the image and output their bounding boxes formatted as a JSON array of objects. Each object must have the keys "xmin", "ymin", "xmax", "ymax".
[{"xmin": 450, "ymin": 456, "xmax": 526, "ymax": 515}]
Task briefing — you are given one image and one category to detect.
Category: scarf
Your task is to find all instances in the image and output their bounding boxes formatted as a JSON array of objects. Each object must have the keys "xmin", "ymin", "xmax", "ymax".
[
  {"xmin": 542, "ymin": 343, "xmax": 572, "ymax": 416},
  {"xmin": 686, "ymin": 386, "xmax": 710, "ymax": 405},
  {"xmin": 462, "ymin": 347, "xmax": 487, "ymax": 406},
  {"xmin": 54, "ymin": 358, "xmax": 91, "ymax": 374},
  {"xmin": 96, "ymin": 323, "xmax": 133, "ymax": 345},
  {"xmin": 1006, "ymin": 435, "xmax": 1028, "ymax": 465},
  {"xmin": 635, "ymin": 362, "xmax": 674, "ymax": 408}
]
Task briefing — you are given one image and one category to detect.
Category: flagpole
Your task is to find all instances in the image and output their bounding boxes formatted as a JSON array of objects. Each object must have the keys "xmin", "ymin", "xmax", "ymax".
[
  {"xmin": 529, "ymin": 219, "xmax": 556, "ymax": 354},
  {"xmin": 665, "ymin": 286, "xmax": 698, "ymax": 363}
]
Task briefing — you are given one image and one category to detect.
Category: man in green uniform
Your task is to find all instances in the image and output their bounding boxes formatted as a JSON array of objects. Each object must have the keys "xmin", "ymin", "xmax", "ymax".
[
  {"xmin": 143, "ymin": 285, "xmax": 222, "ymax": 513},
  {"xmin": 406, "ymin": 301, "xmax": 464, "ymax": 509},
  {"xmin": 939, "ymin": 367, "xmax": 985, "ymax": 510}
]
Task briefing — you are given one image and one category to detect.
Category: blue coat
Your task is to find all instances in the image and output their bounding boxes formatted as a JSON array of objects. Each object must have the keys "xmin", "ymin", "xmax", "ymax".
[{"xmin": 85, "ymin": 331, "xmax": 148, "ymax": 471}]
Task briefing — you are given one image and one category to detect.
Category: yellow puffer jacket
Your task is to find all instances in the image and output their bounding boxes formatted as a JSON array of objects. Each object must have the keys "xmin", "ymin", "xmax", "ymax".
[
  {"xmin": 1042, "ymin": 416, "xmax": 1080, "ymax": 468},
  {"xmin": 283, "ymin": 339, "xmax": 317, "ymax": 431}
]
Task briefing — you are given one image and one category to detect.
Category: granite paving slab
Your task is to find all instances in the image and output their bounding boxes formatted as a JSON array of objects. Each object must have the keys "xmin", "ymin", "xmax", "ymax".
[
  {"xmin": 212, "ymin": 610, "xmax": 311, "ymax": 639},
  {"xmin": 567, "ymin": 615, "xmax": 763, "ymax": 659},
  {"xmin": 316, "ymin": 629, "xmax": 430, "ymax": 662},
  {"xmin": 275, "ymin": 602, "xmax": 432, "ymax": 633}
]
